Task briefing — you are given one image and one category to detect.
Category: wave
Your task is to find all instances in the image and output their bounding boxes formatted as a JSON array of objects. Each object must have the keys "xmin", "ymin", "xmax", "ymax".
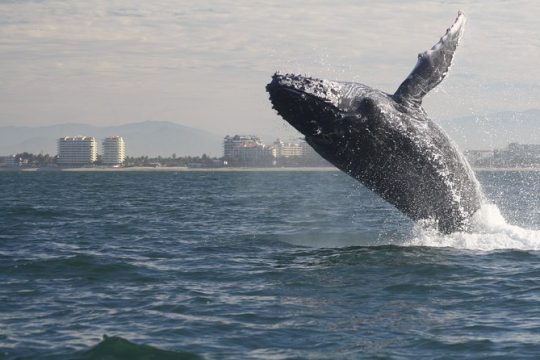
[
  {"xmin": 73, "ymin": 335, "xmax": 202, "ymax": 360},
  {"xmin": 406, "ymin": 203, "xmax": 540, "ymax": 251}
]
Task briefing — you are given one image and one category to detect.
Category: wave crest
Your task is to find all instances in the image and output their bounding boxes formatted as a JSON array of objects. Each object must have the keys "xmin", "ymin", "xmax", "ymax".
[{"xmin": 76, "ymin": 335, "xmax": 202, "ymax": 360}]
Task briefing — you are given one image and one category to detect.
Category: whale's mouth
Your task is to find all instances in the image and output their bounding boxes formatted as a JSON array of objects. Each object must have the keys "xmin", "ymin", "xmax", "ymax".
[{"xmin": 266, "ymin": 73, "xmax": 342, "ymax": 137}]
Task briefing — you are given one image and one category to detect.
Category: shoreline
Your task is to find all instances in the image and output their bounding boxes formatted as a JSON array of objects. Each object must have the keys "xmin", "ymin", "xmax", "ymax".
[
  {"xmin": 1, "ymin": 166, "xmax": 540, "ymax": 173},
  {"xmin": 1, "ymin": 166, "xmax": 340, "ymax": 172}
]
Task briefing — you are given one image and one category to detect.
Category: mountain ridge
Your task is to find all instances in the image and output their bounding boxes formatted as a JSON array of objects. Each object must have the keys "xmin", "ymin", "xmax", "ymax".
[
  {"xmin": 1, "ymin": 109, "xmax": 538, "ymax": 156},
  {"xmin": 437, "ymin": 109, "xmax": 540, "ymax": 150}
]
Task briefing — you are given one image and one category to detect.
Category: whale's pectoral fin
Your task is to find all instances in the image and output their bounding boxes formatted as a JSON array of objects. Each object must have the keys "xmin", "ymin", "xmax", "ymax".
[{"xmin": 394, "ymin": 12, "xmax": 466, "ymax": 108}]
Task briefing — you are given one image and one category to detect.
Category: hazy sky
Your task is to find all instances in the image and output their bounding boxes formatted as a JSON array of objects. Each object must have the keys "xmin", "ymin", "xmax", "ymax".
[{"xmin": 1, "ymin": 0, "xmax": 539, "ymax": 137}]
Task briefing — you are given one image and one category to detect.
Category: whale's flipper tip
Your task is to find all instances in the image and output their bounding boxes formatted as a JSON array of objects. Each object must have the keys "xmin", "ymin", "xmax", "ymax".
[
  {"xmin": 445, "ymin": 11, "xmax": 466, "ymax": 40},
  {"xmin": 394, "ymin": 12, "xmax": 466, "ymax": 108}
]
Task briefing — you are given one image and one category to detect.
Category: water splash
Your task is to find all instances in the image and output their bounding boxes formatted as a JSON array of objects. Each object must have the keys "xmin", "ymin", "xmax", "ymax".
[{"xmin": 406, "ymin": 202, "xmax": 540, "ymax": 251}]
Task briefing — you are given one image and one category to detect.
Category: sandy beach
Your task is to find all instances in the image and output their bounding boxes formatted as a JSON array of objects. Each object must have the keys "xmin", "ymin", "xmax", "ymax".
[{"xmin": 2, "ymin": 166, "xmax": 540, "ymax": 172}]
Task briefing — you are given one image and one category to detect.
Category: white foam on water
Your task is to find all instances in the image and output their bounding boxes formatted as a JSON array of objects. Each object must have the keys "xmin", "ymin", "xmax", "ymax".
[{"xmin": 405, "ymin": 203, "xmax": 540, "ymax": 251}]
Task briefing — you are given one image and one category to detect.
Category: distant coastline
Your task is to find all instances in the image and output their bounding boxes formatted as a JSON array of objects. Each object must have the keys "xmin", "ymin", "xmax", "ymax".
[
  {"xmin": 0, "ymin": 166, "xmax": 339, "ymax": 172},
  {"xmin": 1, "ymin": 166, "xmax": 540, "ymax": 173}
]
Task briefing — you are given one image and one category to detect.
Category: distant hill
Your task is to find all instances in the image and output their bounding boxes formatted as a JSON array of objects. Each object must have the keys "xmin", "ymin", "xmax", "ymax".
[
  {"xmin": 0, "ymin": 121, "xmax": 223, "ymax": 157},
  {"xmin": 437, "ymin": 109, "xmax": 540, "ymax": 150},
  {"xmin": 2, "ymin": 110, "xmax": 537, "ymax": 156}
]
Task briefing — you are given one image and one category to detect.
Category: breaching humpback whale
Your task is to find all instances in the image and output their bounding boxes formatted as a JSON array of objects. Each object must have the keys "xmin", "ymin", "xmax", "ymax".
[{"xmin": 266, "ymin": 12, "xmax": 482, "ymax": 233}]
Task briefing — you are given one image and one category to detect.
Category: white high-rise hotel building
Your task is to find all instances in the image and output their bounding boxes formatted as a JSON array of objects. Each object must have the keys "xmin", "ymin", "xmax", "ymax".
[
  {"xmin": 57, "ymin": 136, "xmax": 97, "ymax": 166},
  {"xmin": 102, "ymin": 136, "xmax": 126, "ymax": 166}
]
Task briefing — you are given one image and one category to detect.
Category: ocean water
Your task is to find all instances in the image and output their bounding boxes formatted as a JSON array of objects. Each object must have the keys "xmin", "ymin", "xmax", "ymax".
[{"xmin": 1, "ymin": 170, "xmax": 539, "ymax": 359}]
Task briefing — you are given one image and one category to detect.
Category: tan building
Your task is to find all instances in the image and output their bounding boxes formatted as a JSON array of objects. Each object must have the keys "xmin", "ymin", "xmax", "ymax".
[
  {"xmin": 276, "ymin": 141, "xmax": 304, "ymax": 157},
  {"xmin": 272, "ymin": 139, "xmax": 317, "ymax": 158}
]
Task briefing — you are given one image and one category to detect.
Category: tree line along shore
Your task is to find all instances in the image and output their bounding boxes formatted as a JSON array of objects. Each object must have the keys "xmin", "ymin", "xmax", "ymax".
[
  {"xmin": 1, "ymin": 152, "xmax": 540, "ymax": 171},
  {"xmin": 0, "ymin": 152, "xmax": 330, "ymax": 170}
]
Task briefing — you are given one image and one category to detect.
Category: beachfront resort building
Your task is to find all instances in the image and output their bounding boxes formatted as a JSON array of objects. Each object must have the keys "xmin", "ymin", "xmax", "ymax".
[
  {"xmin": 223, "ymin": 135, "xmax": 273, "ymax": 166},
  {"xmin": 57, "ymin": 136, "xmax": 97, "ymax": 166},
  {"xmin": 271, "ymin": 139, "xmax": 317, "ymax": 158},
  {"xmin": 273, "ymin": 140, "xmax": 304, "ymax": 157},
  {"xmin": 223, "ymin": 135, "xmax": 327, "ymax": 167},
  {"xmin": 102, "ymin": 136, "xmax": 126, "ymax": 166}
]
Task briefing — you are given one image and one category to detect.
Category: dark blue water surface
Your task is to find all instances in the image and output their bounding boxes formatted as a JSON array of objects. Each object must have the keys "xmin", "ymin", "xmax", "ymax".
[{"xmin": 1, "ymin": 170, "xmax": 539, "ymax": 359}]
